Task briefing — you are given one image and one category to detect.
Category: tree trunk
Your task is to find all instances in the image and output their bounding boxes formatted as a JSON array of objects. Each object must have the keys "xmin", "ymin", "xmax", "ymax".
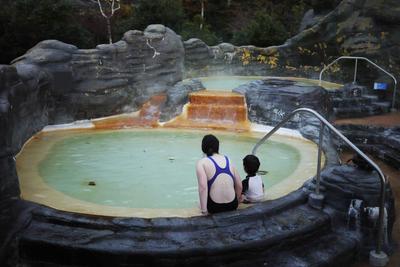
[
  {"xmin": 200, "ymin": 0, "xmax": 204, "ymax": 30},
  {"xmin": 107, "ymin": 18, "xmax": 112, "ymax": 44}
]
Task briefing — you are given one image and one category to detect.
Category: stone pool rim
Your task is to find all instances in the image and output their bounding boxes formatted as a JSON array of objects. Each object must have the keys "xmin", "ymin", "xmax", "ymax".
[{"xmin": 16, "ymin": 125, "xmax": 323, "ymax": 218}]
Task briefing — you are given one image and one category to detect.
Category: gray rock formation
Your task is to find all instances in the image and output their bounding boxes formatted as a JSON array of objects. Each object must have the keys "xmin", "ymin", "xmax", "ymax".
[
  {"xmin": 11, "ymin": 25, "xmax": 184, "ymax": 123},
  {"xmin": 160, "ymin": 79, "xmax": 205, "ymax": 122},
  {"xmin": 233, "ymin": 78, "xmax": 332, "ymax": 128},
  {"xmin": 335, "ymin": 124, "xmax": 400, "ymax": 169},
  {"xmin": 183, "ymin": 38, "xmax": 214, "ymax": 77},
  {"xmin": 298, "ymin": 9, "xmax": 318, "ymax": 32},
  {"xmin": 319, "ymin": 165, "xmax": 391, "ymax": 210}
]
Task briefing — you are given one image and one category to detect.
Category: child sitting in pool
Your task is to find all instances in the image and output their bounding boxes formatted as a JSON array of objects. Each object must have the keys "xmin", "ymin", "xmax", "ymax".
[{"xmin": 241, "ymin": 155, "xmax": 264, "ymax": 203}]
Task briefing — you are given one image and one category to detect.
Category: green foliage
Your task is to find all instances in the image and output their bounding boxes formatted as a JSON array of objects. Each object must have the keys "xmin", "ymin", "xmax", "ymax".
[
  {"xmin": 0, "ymin": 0, "xmax": 94, "ymax": 63},
  {"xmin": 180, "ymin": 15, "xmax": 219, "ymax": 45},
  {"xmin": 0, "ymin": 0, "xmax": 325, "ymax": 63},
  {"xmin": 231, "ymin": 12, "xmax": 288, "ymax": 47},
  {"xmin": 289, "ymin": 1, "xmax": 307, "ymax": 33},
  {"xmin": 121, "ymin": 0, "xmax": 185, "ymax": 32}
]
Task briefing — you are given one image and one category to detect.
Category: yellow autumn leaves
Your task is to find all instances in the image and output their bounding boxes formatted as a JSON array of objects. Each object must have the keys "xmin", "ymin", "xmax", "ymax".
[{"xmin": 240, "ymin": 48, "xmax": 279, "ymax": 68}]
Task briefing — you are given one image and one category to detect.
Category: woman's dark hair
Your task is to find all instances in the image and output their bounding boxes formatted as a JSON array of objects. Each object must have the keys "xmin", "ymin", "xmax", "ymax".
[
  {"xmin": 243, "ymin": 154, "xmax": 260, "ymax": 176},
  {"xmin": 202, "ymin": 134, "xmax": 219, "ymax": 157}
]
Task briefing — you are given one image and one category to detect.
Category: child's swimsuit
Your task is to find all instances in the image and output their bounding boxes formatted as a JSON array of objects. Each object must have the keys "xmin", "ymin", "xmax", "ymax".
[
  {"xmin": 242, "ymin": 175, "xmax": 264, "ymax": 202},
  {"xmin": 207, "ymin": 156, "xmax": 238, "ymax": 214}
]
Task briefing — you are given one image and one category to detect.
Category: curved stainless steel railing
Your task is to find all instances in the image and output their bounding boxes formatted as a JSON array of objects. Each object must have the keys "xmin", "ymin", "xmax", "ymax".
[
  {"xmin": 319, "ymin": 56, "xmax": 398, "ymax": 110},
  {"xmin": 252, "ymin": 107, "xmax": 387, "ymax": 255}
]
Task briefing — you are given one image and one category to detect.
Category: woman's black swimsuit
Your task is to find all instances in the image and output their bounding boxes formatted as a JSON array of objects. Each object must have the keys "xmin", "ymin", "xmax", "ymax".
[{"xmin": 206, "ymin": 156, "xmax": 238, "ymax": 214}]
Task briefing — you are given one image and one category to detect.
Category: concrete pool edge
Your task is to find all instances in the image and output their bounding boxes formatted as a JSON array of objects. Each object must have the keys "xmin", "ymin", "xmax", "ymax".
[
  {"xmin": 15, "ymin": 188, "xmax": 360, "ymax": 266},
  {"xmin": 16, "ymin": 126, "xmax": 323, "ymax": 218}
]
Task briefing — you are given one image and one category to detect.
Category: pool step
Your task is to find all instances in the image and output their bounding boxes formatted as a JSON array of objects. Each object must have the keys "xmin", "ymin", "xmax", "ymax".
[
  {"xmin": 164, "ymin": 90, "xmax": 250, "ymax": 130},
  {"xmin": 331, "ymin": 92, "xmax": 391, "ymax": 119},
  {"xmin": 333, "ymin": 105, "xmax": 383, "ymax": 118},
  {"xmin": 187, "ymin": 104, "xmax": 247, "ymax": 122},
  {"xmin": 187, "ymin": 91, "xmax": 248, "ymax": 122},
  {"xmin": 189, "ymin": 91, "xmax": 245, "ymax": 105}
]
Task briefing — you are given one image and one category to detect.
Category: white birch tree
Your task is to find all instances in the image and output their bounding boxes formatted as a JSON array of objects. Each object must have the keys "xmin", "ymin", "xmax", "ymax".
[
  {"xmin": 92, "ymin": 0, "xmax": 121, "ymax": 44},
  {"xmin": 200, "ymin": 0, "xmax": 205, "ymax": 30}
]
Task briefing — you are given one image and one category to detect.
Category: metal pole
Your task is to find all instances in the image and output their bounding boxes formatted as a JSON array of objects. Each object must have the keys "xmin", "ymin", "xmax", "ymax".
[
  {"xmin": 251, "ymin": 108, "xmax": 387, "ymax": 261},
  {"xmin": 353, "ymin": 58, "xmax": 358, "ymax": 84},
  {"xmin": 316, "ymin": 123, "xmax": 324, "ymax": 195},
  {"xmin": 391, "ymin": 82, "xmax": 397, "ymax": 111},
  {"xmin": 376, "ymin": 177, "xmax": 387, "ymax": 253}
]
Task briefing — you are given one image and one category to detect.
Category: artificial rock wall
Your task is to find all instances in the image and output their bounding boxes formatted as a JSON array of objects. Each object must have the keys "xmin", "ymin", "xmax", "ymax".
[
  {"xmin": 0, "ymin": 25, "xmax": 184, "ymax": 200},
  {"xmin": 9, "ymin": 24, "xmax": 184, "ymax": 123}
]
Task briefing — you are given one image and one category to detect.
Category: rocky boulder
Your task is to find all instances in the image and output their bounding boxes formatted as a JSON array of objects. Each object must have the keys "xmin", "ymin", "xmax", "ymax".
[
  {"xmin": 10, "ymin": 25, "xmax": 184, "ymax": 123},
  {"xmin": 303, "ymin": 162, "xmax": 395, "ymax": 251},
  {"xmin": 233, "ymin": 78, "xmax": 332, "ymax": 128},
  {"xmin": 334, "ymin": 124, "xmax": 400, "ymax": 170},
  {"xmin": 160, "ymin": 79, "xmax": 205, "ymax": 122}
]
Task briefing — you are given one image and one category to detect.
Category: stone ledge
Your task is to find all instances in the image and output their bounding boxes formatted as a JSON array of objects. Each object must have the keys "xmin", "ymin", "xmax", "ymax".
[{"xmin": 18, "ymin": 196, "xmax": 330, "ymax": 266}]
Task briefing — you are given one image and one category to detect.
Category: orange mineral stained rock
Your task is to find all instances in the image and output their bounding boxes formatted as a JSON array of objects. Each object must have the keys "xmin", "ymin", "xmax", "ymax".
[
  {"xmin": 93, "ymin": 94, "xmax": 166, "ymax": 129},
  {"xmin": 164, "ymin": 90, "xmax": 250, "ymax": 131},
  {"xmin": 92, "ymin": 90, "xmax": 250, "ymax": 131}
]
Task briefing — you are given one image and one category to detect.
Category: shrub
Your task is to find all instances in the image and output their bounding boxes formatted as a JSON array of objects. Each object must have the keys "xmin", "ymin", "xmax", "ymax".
[
  {"xmin": 179, "ymin": 15, "xmax": 219, "ymax": 45},
  {"xmin": 0, "ymin": 0, "xmax": 94, "ymax": 63},
  {"xmin": 231, "ymin": 12, "xmax": 288, "ymax": 47}
]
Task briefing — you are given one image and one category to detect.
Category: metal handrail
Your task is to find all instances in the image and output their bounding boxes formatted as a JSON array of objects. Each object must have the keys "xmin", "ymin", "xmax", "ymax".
[
  {"xmin": 252, "ymin": 107, "xmax": 387, "ymax": 255},
  {"xmin": 319, "ymin": 56, "xmax": 398, "ymax": 110}
]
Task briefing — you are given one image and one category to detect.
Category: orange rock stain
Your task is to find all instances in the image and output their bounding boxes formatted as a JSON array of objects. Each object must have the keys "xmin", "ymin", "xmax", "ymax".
[{"xmin": 92, "ymin": 90, "xmax": 250, "ymax": 132}]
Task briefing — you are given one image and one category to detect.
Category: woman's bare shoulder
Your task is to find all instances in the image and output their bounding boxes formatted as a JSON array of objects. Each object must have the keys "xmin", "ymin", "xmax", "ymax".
[{"xmin": 197, "ymin": 157, "xmax": 208, "ymax": 165}]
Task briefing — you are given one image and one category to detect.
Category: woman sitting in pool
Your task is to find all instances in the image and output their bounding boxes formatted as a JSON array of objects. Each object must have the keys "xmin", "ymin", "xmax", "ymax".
[{"xmin": 196, "ymin": 134, "xmax": 242, "ymax": 215}]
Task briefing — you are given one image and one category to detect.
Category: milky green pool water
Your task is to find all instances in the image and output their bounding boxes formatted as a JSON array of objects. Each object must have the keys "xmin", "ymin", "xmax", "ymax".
[
  {"xmin": 37, "ymin": 129, "xmax": 300, "ymax": 209},
  {"xmin": 197, "ymin": 76, "xmax": 341, "ymax": 91}
]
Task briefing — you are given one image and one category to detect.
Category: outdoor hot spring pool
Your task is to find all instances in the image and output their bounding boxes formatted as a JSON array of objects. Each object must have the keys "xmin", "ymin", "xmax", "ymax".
[{"xmin": 17, "ymin": 128, "xmax": 320, "ymax": 218}]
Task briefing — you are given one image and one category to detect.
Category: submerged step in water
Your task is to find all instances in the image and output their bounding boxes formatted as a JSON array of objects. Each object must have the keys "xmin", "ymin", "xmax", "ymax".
[{"xmin": 17, "ymin": 128, "xmax": 319, "ymax": 217}]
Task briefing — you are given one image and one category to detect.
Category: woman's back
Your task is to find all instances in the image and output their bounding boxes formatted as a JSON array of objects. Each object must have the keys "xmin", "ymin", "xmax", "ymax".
[
  {"xmin": 196, "ymin": 134, "xmax": 242, "ymax": 214},
  {"xmin": 200, "ymin": 154, "xmax": 236, "ymax": 203}
]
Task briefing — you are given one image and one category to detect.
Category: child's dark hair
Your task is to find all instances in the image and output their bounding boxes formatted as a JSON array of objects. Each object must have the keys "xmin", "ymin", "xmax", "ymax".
[
  {"xmin": 202, "ymin": 134, "xmax": 219, "ymax": 157},
  {"xmin": 243, "ymin": 154, "xmax": 260, "ymax": 176}
]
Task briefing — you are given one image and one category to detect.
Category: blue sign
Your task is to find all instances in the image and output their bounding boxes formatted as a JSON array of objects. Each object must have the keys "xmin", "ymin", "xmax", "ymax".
[{"xmin": 373, "ymin": 82, "xmax": 388, "ymax": 90}]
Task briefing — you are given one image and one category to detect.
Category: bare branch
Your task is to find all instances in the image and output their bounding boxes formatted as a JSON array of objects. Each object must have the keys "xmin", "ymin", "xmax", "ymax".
[
  {"xmin": 92, "ymin": 0, "xmax": 121, "ymax": 44},
  {"xmin": 112, "ymin": 0, "xmax": 121, "ymax": 15},
  {"xmin": 93, "ymin": 0, "xmax": 120, "ymax": 19},
  {"xmin": 97, "ymin": 0, "xmax": 109, "ymax": 19}
]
